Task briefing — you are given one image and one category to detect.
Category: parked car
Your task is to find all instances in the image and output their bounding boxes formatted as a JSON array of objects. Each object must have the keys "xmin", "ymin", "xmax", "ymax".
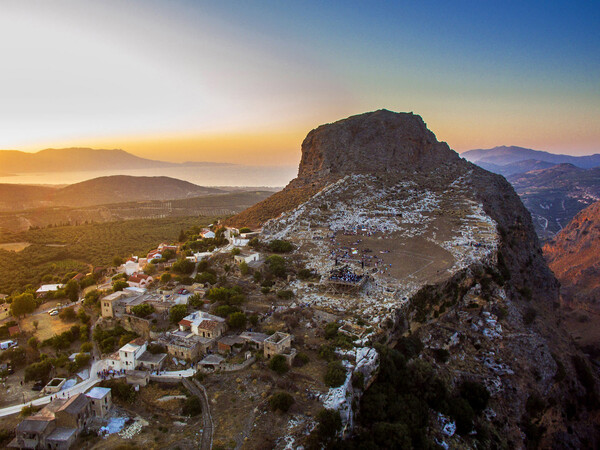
[{"xmin": 49, "ymin": 310, "xmax": 59, "ymax": 316}]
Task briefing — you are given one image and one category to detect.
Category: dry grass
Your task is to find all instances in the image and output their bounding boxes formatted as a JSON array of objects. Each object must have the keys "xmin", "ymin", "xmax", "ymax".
[{"xmin": 21, "ymin": 311, "xmax": 74, "ymax": 341}]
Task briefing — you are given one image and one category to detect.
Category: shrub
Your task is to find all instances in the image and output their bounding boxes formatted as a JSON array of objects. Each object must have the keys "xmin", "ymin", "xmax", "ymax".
[
  {"xmin": 448, "ymin": 397, "xmax": 474, "ymax": 435},
  {"xmin": 268, "ymin": 354, "xmax": 289, "ymax": 375},
  {"xmin": 28, "ymin": 336, "xmax": 39, "ymax": 349},
  {"xmin": 314, "ymin": 408, "xmax": 342, "ymax": 441},
  {"xmin": 24, "ymin": 360, "xmax": 52, "ymax": 382},
  {"xmin": 99, "ymin": 379, "xmax": 137, "ymax": 403},
  {"xmin": 227, "ymin": 312, "xmax": 247, "ymax": 329},
  {"xmin": 182, "ymin": 396, "xmax": 202, "ymax": 416},
  {"xmin": 59, "ymin": 307, "xmax": 77, "ymax": 322},
  {"xmin": 324, "ymin": 322, "xmax": 340, "ymax": 339},
  {"xmin": 432, "ymin": 348, "xmax": 450, "ymax": 363},
  {"xmin": 196, "ymin": 272, "xmax": 216, "ymax": 285},
  {"xmin": 231, "ymin": 248, "xmax": 241, "ymax": 256},
  {"xmin": 172, "ymin": 258, "xmax": 195, "ymax": 275},
  {"xmin": 352, "ymin": 371, "xmax": 365, "ymax": 390},
  {"xmin": 80, "ymin": 342, "xmax": 93, "ymax": 352},
  {"xmin": 269, "ymin": 392, "xmax": 295, "ymax": 412},
  {"xmin": 160, "ymin": 273, "xmax": 172, "ymax": 283},
  {"xmin": 460, "ymin": 380, "xmax": 490, "ymax": 413},
  {"xmin": 268, "ymin": 240, "xmax": 294, "ymax": 253},
  {"xmin": 277, "ymin": 290, "xmax": 294, "ymax": 300},
  {"xmin": 297, "ymin": 268, "xmax": 312, "ymax": 281},
  {"xmin": 239, "ymin": 261, "xmax": 249, "ymax": 275},
  {"xmin": 131, "ymin": 303, "xmax": 155, "ymax": 318},
  {"xmin": 294, "ymin": 352, "xmax": 309, "ymax": 367},
  {"xmin": 74, "ymin": 353, "xmax": 91, "ymax": 369},
  {"xmin": 266, "ymin": 255, "xmax": 286, "ymax": 278},
  {"xmin": 169, "ymin": 304, "xmax": 188, "ymax": 323},
  {"xmin": 112, "ymin": 280, "xmax": 129, "ymax": 292},
  {"xmin": 318, "ymin": 345, "xmax": 336, "ymax": 361},
  {"xmin": 324, "ymin": 361, "xmax": 347, "ymax": 387},
  {"xmin": 523, "ymin": 307, "xmax": 537, "ymax": 325}
]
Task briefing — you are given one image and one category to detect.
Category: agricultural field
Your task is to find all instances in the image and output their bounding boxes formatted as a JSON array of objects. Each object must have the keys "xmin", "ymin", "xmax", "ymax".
[{"xmin": 0, "ymin": 216, "xmax": 210, "ymax": 294}]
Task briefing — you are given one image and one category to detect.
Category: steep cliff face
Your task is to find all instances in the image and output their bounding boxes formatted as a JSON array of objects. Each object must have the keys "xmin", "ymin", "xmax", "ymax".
[
  {"xmin": 231, "ymin": 110, "xmax": 599, "ymax": 447},
  {"xmin": 297, "ymin": 110, "xmax": 460, "ymax": 181},
  {"xmin": 544, "ymin": 200, "xmax": 600, "ymax": 310},
  {"xmin": 227, "ymin": 110, "xmax": 459, "ymax": 228}
]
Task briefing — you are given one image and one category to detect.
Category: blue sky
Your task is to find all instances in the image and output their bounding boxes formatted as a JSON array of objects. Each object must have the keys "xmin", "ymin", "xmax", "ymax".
[{"xmin": 0, "ymin": 0, "xmax": 598, "ymax": 163}]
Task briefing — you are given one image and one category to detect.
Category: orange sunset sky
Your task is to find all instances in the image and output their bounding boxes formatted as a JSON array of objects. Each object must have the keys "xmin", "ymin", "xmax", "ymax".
[{"xmin": 1, "ymin": 1, "xmax": 598, "ymax": 166}]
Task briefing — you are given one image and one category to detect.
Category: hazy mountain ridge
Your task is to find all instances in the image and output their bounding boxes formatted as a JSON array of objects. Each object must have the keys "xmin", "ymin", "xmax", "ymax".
[
  {"xmin": 462, "ymin": 145, "xmax": 600, "ymax": 169},
  {"xmin": 0, "ymin": 147, "xmax": 238, "ymax": 173},
  {"xmin": 507, "ymin": 164, "xmax": 600, "ymax": 239},
  {"xmin": 0, "ymin": 175, "xmax": 225, "ymax": 211}
]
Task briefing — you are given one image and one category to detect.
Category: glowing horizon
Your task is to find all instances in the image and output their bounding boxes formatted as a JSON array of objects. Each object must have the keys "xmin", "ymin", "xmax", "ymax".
[{"xmin": 1, "ymin": 1, "xmax": 598, "ymax": 164}]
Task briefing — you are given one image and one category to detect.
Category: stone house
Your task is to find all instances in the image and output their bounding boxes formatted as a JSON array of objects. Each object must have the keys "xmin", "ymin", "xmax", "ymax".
[
  {"xmin": 85, "ymin": 387, "xmax": 112, "ymax": 418},
  {"xmin": 264, "ymin": 332, "xmax": 296, "ymax": 365}
]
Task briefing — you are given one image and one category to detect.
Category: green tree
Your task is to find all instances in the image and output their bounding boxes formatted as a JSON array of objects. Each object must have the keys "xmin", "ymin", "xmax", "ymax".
[
  {"xmin": 268, "ymin": 354, "xmax": 289, "ymax": 375},
  {"xmin": 144, "ymin": 263, "xmax": 156, "ymax": 275},
  {"xmin": 64, "ymin": 280, "xmax": 80, "ymax": 302},
  {"xmin": 169, "ymin": 304, "xmax": 188, "ymax": 323},
  {"xmin": 195, "ymin": 272, "xmax": 216, "ymax": 284},
  {"xmin": 112, "ymin": 280, "xmax": 128, "ymax": 292},
  {"xmin": 160, "ymin": 273, "xmax": 172, "ymax": 284},
  {"xmin": 131, "ymin": 303, "xmax": 155, "ymax": 318},
  {"xmin": 24, "ymin": 360, "xmax": 52, "ymax": 382},
  {"xmin": 28, "ymin": 336, "xmax": 39, "ymax": 349},
  {"xmin": 182, "ymin": 396, "xmax": 202, "ymax": 416},
  {"xmin": 59, "ymin": 307, "xmax": 77, "ymax": 322},
  {"xmin": 231, "ymin": 248, "xmax": 241, "ymax": 256},
  {"xmin": 113, "ymin": 256, "xmax": 124, "ymax": 267},
  {"xmin": 314, "ymin": 408, "xmax": 342, "ymax": 441},
  {"xmin": 74, "ymin": 352, "xmax": 91, "ymax": 369},
  {"xmin": 269, "ymin": 392, "xmax": 295, "ymax": 412},
  {"xmin": 239, "ymin": 261, "xmax": 249, "ymax": 276},
  {"xmin": 324, "ymin": 361, "xmax": 347, "ymax": 387},
  {"xmin": 10, "ymin": 293, "xmax": 36, "ymax": 318},
  {"xmin": 266, "ymin": 255, "xmax": 286, "ymax": 278},
  {"xmin": 227, "ymin": 312, "xmax": 247, "ymax": 329},
  {"xmin": 268, "ymin": 240, "xmax": 294, "ymax": 253},
  {"xmin": 172, "ymin": 258, "xmax": 195, "ymax": 275}
]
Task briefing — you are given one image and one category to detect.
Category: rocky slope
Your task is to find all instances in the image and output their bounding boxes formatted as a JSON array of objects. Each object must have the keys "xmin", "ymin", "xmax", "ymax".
[
  {"xmin": 233, "ymin": 110, "xmax": 599, "ymax": 448},
  {"xmin": 544, "ymin": 200, "xmax": 600, "ymax": 311}
]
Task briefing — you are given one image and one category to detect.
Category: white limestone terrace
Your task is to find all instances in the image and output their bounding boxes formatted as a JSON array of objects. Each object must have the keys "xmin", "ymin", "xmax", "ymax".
[{"xmin": 261, "ymin": 173, "xmax": 499, "ymax": 324}]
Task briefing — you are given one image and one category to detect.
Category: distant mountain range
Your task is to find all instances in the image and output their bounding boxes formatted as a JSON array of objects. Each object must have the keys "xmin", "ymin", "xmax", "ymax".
[
  {"xmin": 462, "ymin": 146, "xmax": 600, "ymax": 176},
  {"xmin": 507, "ymin": 164, "xmax": 600, "ymax": 239},
  {"xmin": 0, "ymin": 175, "xmax": 225, "ymax": 211},
  {"xmin": 0, "ymin": 147, "xmax": 232, "ymax": 174}
]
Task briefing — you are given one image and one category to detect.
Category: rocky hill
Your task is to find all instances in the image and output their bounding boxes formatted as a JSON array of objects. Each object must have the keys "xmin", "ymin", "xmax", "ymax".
[
  {"xmin": 234, "ymin": 110, "xmax": 599, "ymax": 448},
  {"xmin": 0, "ymin": 175, "xmax": 224, "ymax": 211},
  {"xmin": 544, "ymin": 200, "xmax": 600, "ymax": 311},
  {"xmin": 507, "ymin": 164, "xmax": 600, "ymax": 240}
]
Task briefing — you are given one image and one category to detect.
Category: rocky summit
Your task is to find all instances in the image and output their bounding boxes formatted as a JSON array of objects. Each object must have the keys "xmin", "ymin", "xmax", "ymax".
[{"xmin": 232, "ymin": 110, "xmax": 600, "ymax": 448}]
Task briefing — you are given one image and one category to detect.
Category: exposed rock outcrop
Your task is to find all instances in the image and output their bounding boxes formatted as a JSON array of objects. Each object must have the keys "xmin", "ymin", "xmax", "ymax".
[{"xmin": 231, "ymin": 110, "xmax": 599, "ymax": 447}]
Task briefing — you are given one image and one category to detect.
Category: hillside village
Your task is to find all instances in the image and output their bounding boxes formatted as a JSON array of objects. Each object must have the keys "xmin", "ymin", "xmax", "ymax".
[{"xmin": 0, "ymin": 219, "xmax": 388, "ymax": 448}]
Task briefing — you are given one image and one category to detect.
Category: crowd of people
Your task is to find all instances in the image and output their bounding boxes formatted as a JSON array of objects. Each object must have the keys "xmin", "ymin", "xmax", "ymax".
[{"xmin": 97, "ymin": 368, "xmax": 124, "ymax": 380}]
